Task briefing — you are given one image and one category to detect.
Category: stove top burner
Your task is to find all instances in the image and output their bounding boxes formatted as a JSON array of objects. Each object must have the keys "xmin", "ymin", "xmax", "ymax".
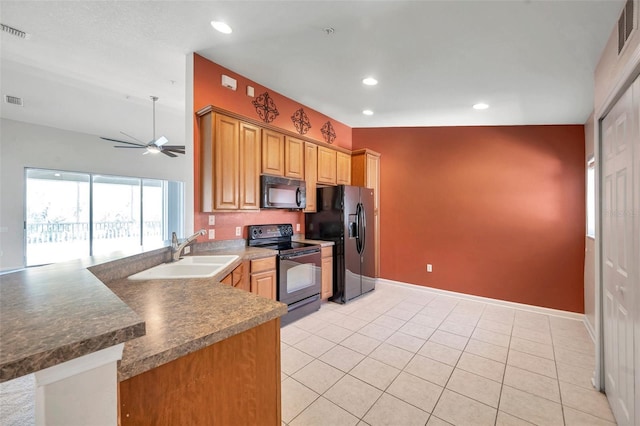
[{"xmin": 247, "ymin": 224, "xmax": 320, "ymax": 256}]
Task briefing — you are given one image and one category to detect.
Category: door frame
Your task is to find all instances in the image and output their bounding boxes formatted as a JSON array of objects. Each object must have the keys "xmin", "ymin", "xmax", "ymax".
[{"xmin": 593, "ymin": 46, "xmax": 640, "ymax": 397}]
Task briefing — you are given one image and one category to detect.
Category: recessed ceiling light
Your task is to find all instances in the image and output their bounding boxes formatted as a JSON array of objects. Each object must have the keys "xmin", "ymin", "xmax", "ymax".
[
  {"xmin": 211, "ymin": 21, "xmax": 232, "ymax": 34},
  {"xmin": 362, "ymin": 77, "xmax": 378, "ymax": 86},
  {"xmin": 362, "ymin": 109, "xmax": 374, "ymax": 116},
  {"xmin": 473, "ymin": 103, "xmax": 489, "ymax": 110}
]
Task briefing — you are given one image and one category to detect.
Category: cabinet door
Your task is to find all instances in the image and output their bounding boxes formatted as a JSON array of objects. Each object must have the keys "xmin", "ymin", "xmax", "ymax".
[
  {"xmin": 262, "ymin": 130, "xmax": 284, "ymax": 176},
  {"xmin": 239, "ymin": 122, "xmax": 261, "ymax": 210},
  {"xmin": 214, "ymin": 114, "xmax": 240, "ymax": 210},
  {"xmin": 304, "ymin": 143, "xmax": 317, "ymax": 213},
  {"xmin": 285, "ymin": 136, "xmax": 305, "ymax": 179},
  {"xmin": 317, "ymin": 146, "xmax": 337, "ymax": 185},
  {"xmin": 199, "ymin": 112, "xmax": 214, "ymax": 212},
  {"xmin": 251, "ymin": 270, "xmax": 277, "ymax": 300},
  {"xmin": 336, "ymin": 151, "xmax": 351, "ymax": 185},
  {"xmin": 321, "ymin": 247, "xmax": 333, "ymax": 299}
]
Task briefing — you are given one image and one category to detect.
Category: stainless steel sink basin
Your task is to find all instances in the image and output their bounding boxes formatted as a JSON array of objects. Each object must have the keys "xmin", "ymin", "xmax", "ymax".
[{"xmin": 128, "ymin": 255, "xmax": 239, "ymax": 280}]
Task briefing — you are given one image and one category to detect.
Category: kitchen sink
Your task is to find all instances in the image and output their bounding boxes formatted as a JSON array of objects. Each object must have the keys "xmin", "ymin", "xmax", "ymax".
[{"xmin": 128, "ymin": 255, "xmax": 239, "ymax": 280}]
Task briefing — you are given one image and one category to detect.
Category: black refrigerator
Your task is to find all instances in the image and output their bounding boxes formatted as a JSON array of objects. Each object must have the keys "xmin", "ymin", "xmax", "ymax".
[{"xmin": 305, "ymin": 185, "xmax": 375, "ymax": 303}]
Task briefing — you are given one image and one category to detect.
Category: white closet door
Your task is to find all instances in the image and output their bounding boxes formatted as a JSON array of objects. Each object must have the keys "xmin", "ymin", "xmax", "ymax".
[{"xmin": 602, "ymin": 76, "xmax": 637, "ymax": 426}]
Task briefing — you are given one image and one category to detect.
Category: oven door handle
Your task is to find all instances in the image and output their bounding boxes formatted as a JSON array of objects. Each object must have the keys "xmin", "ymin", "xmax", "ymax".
[{"xmin": 280, "ymin": 249, "xmax": 320, "ymax": 260}]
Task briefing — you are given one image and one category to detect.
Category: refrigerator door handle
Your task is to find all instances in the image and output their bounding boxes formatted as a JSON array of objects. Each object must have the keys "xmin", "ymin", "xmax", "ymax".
[
  {"xmin": 356, "ymin": 202, "xmax": 366, "ymax": 255},
  {"xmin": 360, "ymin": 202, "xmax": 366, "ymax": 255}
]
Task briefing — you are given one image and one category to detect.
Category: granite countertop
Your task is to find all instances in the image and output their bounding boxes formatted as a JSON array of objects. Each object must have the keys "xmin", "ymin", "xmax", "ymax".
[
  {"xmin": 98, "ymin": 246, "xmax": 288, "ymax": 381},
  {"xmin": 0, "ymin": 242, "xmax": 288, "ymax": 384},
  {"xmin": 0, "ymin": 237, "xmax": 328, "ymax": 384},
  {"xmin": 0, "ymin": 251, "xmax": 148, "ymax": 383}
]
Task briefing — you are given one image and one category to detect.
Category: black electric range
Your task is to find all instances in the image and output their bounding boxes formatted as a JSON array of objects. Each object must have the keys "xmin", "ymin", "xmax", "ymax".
[{"xmin": 248, "ymin": 224, "xmax": 321, "ymax": 325}]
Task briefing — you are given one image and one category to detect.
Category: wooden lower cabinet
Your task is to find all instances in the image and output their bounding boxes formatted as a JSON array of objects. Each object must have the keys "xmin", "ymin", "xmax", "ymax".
[
  {"xmin": 119, "ymin": 318, "xmax": 282, "ymax": 426},
  {"xmin": 321, "ymin": 246, "xmax": 333, "ymax": 299},
  {"xmin": 220, "ymin": 261, "xmax": 250, "ymax": 292},
  {"xmin": 250, "ymin": 257, "xmax": 277, "ymax": 300}
]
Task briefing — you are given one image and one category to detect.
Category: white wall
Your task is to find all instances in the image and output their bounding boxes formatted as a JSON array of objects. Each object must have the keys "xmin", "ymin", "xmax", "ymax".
[
  {"xmin": 0, "ymin": 118, "xmax": 193, "ymax": 271},
  {"xmin": 583, "ymin": 113, "xmax": 596, "ymax": 335}
]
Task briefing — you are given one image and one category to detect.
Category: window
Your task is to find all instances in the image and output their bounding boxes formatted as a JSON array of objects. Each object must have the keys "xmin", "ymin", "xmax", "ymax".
[
  {"xmin": 587, "ymin": 156, "xmax": 595, "ymax": 238},
  {"xmin": 25, "ymin": 168, "xmax": 184, "ymax": 266}
]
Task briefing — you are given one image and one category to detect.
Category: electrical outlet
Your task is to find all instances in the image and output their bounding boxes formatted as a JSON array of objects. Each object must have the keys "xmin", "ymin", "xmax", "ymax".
[
  {"xmin": 208, "ymin": 229, "xmax": 215, "ymax": 240},
  {"xmin": 208, "ymin": 215, "xmax": 215, "ymax": 226},
  {"xmin": 235, "ymin": 226, "xmax": 242, "ymax": 237},
  {"xmin": 426, "ymin": 264, "xmax": 433, "ymax": 273},
  {"xmin": 296, "ymin": 223, "xmax": 300, "ymax": 232},
  {"xmin": 184, "ymin": 246, "xmax": 191, "ymax": 255}
]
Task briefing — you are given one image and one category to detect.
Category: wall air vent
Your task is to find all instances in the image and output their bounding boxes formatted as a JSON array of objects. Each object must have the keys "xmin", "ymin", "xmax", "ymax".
[
  {"xmin": 618, "ymin": 0, "xmax": 635, "ymax": 54},
  {"xmin": 5, "ymin": 95, "xmax": 24, "ymax": 106},
  {"xmin": 1, "ymin": 23, "xmax": 29, "ymax": 39}
]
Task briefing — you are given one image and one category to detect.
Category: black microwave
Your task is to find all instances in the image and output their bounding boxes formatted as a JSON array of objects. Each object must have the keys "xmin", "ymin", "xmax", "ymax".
[{"xmin": 260, "ymin": 175, "xmax": 306, "ymax": 209}]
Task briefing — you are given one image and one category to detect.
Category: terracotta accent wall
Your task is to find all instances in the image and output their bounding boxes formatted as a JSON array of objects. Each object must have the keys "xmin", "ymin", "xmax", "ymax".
[
  {"xmin": 192, "ymin": 54, "xmax": 352, "ymax": 239},
  {"xmin": 353, "ymin": 125, "xmax": 586, "ymax": 313}
]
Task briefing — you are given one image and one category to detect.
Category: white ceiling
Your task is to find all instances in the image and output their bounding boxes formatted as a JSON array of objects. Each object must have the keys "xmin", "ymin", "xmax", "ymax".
[{"xmin": 0, "ymin": 0, "xmax": 625, "ymax": 146}]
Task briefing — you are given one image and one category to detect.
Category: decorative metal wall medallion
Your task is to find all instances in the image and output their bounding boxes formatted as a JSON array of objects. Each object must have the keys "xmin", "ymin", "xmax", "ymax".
[
  {"xmin": 321, "ymin": 121, "xmax": 336, "ymax": 144},
  {"xmin": 252, "ymin": 92, "xmax": 279, "ymax": 123},
  {"xmin": 291, "ymin": 108, "xmax": 312, "ymax": 135}
]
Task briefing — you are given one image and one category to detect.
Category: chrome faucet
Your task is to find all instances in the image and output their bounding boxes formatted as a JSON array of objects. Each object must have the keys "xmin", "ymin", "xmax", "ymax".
[{"xmin": 172, "ymin": 229, "xmax": 206, "ymax": 262}]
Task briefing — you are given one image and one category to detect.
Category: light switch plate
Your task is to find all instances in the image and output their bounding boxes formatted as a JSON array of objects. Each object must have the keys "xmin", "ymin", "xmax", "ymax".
[
  {"xmin": 184, "ymin": 246, "xmax": 191, "ymax": 255},
  {"xmin": 208, "ymin": 215, "xmax": 215, "ymax": 226},
  {"xmin": 296, "ymin": 223, "xmax": 300, "ymax": 232},
  {"xmin": 426, "ymin": 264, "xmax": 433, "ymax": 272},
  {"xmin": 208, "ymin": 229, "xmax": 215, "ymax": 240},
  {"xmin": 235, "ymin": 226, "xmax": 242, "ymax": 237}
]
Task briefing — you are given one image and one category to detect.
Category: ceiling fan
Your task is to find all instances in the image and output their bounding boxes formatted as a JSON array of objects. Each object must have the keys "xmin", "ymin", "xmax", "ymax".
[{"xmin": 100, "ymin": 96, "xmax": 185, "ymax": 158}]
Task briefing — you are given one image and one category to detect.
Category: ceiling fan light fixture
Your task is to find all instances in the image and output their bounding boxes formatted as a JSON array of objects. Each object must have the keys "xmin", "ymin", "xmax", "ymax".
[
  {"xmin": 146, "ymin": 145, "xmax": 161, "ymax": 154},
  {"xmin": 211, "ymin": 21, "xmax": 232, "ymax": 34},
  {"xmin": 473, "ymin": 102, "xmax": 490, "ymax": 110}
]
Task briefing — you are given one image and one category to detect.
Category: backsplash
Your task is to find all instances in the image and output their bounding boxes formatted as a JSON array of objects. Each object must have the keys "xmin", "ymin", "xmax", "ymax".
[{"xmin": 193, "ymin": 210, "xmax": 305, "ymax": 242}]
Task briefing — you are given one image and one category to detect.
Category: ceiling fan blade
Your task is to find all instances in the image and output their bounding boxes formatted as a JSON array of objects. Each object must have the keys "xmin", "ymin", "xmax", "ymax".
[
  {"xmin": 120, "ymin": 131, "xmax": 146, "ymax": 144},
  {"xmin": 114, "ymin": 145, "xmax": 145, "ymax": 149},
  {"xmin": 154, "ymin": 136, "xmax": 169, "ymax": 147},
  {"xmin": 161, "ymin": 150, "xmax": 178, "ymax": 158},
  {"xmin": 101, "ymin": 137, "xmax": 146, "ymax": 147},
  {"xmin": 162, "ymin": 145, "xmax": 185, "ymax": 150}
]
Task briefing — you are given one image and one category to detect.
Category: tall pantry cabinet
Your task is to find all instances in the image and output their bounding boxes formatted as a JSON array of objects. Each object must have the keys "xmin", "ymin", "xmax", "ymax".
[{"xmin": 351, "ymin": 149, "xmax": 381, "ymax": 278}]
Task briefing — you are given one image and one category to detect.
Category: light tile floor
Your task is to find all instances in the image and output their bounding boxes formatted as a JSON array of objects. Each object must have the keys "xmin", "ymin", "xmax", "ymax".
[{"xmin": 280, "ymin": 282, "xmax": 617, "ymax": 426}]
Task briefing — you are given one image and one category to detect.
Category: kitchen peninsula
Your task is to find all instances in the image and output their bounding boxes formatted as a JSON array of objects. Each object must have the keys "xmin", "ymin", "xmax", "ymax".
[{"xmin": 0, "ymin": 243, "xmax": 287, "ymax": 425}]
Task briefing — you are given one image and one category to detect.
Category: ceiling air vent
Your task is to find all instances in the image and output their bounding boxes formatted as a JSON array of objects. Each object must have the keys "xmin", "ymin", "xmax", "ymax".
[
  {"xmin": 5, "ymin": 95, "xmax": 24, "ymax": 106},
  {"xmin": 1, "ymin": 23, "xmax": 29, "ymax": 39},
  {"xmin": 618, "ymin": 0, "xmax": 635, "ymax": 54}
]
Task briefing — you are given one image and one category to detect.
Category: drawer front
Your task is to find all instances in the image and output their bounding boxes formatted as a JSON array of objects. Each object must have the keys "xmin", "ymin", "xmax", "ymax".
[{"xmin": 251, "ymin": 256, "xmax": 276, "ymax": 273}]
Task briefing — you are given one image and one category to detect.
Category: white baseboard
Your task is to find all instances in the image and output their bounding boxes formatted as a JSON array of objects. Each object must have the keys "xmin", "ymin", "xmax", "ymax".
[{"xmin": 377, "ymin": 278, "xmax": 586, "ymax": 322}]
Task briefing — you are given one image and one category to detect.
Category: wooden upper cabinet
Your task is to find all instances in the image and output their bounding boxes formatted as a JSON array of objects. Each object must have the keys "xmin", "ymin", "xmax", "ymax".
[
  {"xmin": 239, "ymin": 122, "xmax": 261, "ymax": 210},
  {"xmin": 261, "ymin": 130, "xmax": 284, "ymax": 176},
  {"xmin": 284, "ymin": 136, "xmax": 305, "ymax": 179},
  {"xmin": 198, "ymin": 111, "xmax": 260, "ymax": 212},
  {"xmin": 214, "ymin": 114, "xmax": 240, "ymax": 210},
  {"xmin": 336, "ymin": 151, "xmax": 352, "ymax": 185},
  {"xmin": 304, "ymin": 142, "xmax": 317, "ymax": 213},
  {"xmin": 317, "ymin": 146, "xmax": 337, "ymax": 185}
]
